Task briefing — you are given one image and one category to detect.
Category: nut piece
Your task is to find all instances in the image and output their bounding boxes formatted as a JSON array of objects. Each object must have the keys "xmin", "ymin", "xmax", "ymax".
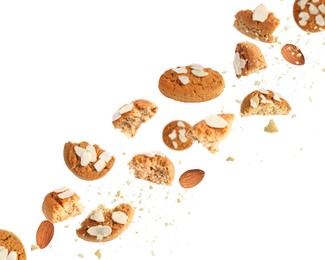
[
  {"xmin": 111, "ymin": 211, "xmax": 128, "ymax": 224},
  {"xmin": 264, "ymin": 119, "xmax": 279, "ymax": 133},
  {"xmin": 87, "ymin": 225, "xmax": 112, "ymax": 241},
  {"xmin": 36, "ymin": 220, "xmax": 55, "ymax": 249},
  {"xmin": 281, "ymin": 44, "xmax": 305, "ymax": 65},
  {"xmin": 204, "ymin": 114, "xmax": 228, "ymax": 128},
  {"xmin": 179, "ymin": 169, "xmax": 205, "ymax": 188},
  {"xmin": 252, "ymin": 4, "xmax": 269, "ymax": 22}
]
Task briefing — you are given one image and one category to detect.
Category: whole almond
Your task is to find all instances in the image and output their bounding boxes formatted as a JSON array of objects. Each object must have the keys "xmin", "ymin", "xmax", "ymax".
[
  {"xmin": 281, "ymin": 43, "xmax": 305, "ymax": 65},
  {"xmin": 179, "ymin": 169, "xmax": 205, "ymax": 188},
  {"xmin": 36, "ymin": 220, "xmax": 54, "ymax": 249}
]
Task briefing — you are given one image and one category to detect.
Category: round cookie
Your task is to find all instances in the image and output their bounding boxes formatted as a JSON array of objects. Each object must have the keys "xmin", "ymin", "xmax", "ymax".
[
  {"xmin": 162, "ymin": 120, "xmax": 193, "ymax": 151},
  {"xmin": 0, "ymin": 229, "xmax": 26, "ymax": 260},
  {"xmin": 64, "ymin": 141, "xmax": 115, "ymax": 181},
  {"xmin": 158, "ymin": 64, "xmax": 225, "ymax": 103},
  {"xmin": 293, "ymin": 0, "xmax": 325, "ymax": 33}
]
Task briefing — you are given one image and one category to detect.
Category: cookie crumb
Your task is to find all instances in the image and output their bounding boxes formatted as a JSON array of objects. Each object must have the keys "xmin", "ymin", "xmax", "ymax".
[
  {"xmin": 264, "ymin": 119, "xmax": 279, "ymax": 133},
  {"xmin": 94, "ymin": 249, "xmax": 102, "ymax": 259},
  {"xmin": 77, "ymin": 253, "xmax": 84, "ymax": 258},
  {"xmin": 31, "ymin": 244, "xmax": 39, "ymax": 251},
  {"xmin": 226, "ymin": 156, "xmax": 235, "ymax": 161}
]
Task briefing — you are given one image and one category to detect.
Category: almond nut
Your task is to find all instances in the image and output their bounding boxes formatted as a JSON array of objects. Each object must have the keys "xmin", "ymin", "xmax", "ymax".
[
  {"xmin": 179, "ymin": 169, "xmax": 205, "ymax": 188},
  {"xmin": 281, "ymin": 43, "xmax": 305, "ymax": 65},
  {"xmin": 36, "ymin": 220, "xmax": 55, "ymax": 249}
]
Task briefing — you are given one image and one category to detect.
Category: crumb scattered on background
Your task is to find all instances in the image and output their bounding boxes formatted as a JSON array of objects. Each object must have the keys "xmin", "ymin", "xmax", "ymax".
[{"xmin": 264, "ymin": 119, "xmax": 279, "ymax": 133}]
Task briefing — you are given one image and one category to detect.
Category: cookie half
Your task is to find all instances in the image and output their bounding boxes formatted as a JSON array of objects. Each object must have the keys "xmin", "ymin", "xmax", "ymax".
[
  {"xmin": 76, "ymin": 203, "xmax": 134, "ymax": 243},
  {"xmin": 159, "ymin": 64, "xmax": 225, "ymax": 102},
  {"xmin": 64, "ymin": 141, "xmax": 115, "ymax": 181},
  {"xmin": 0, "ymin": 229, "xmax": 26, "ymax": 260},
  {"xmin": 162, "ymin": 120, "xmax": 193, "ymax": 151},
  {"xmin": 240, "ymin": 89, "xmax": 291, "ymax": 116}
]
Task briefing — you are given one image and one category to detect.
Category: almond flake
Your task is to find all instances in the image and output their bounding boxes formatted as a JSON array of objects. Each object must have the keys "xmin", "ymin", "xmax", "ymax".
[
  {"xmin": 273, "ymin": 92, "xmax": 283, "ymax": 102},
  {"xmin": 177, "ymin": 121, "xmax": 185, "ymax": 128},
  {"xmin": 250, "ymin": 95, "xmax": 260, "ymax": 108},
  {"xmin": 315, "ymin": 14, "xmax": 325, "ymax": 26},
  {"xmin": 233, "ymin": 52, "xmax": 246, "ymax": 75},
  {"xmin": 54, "ymin": 187, "xmax": 68, "ymax": 193},
  {"xmin": 298, "ymin": 0, "xmax": 308, "ymax": 9},
  {"xmin": 178, "ymin": 75, "xmax": 190, "ymax": 85},
  {"xmin": 7, "ymin": 251, "xmax": 17, "ymax": 260},
  {"xmin": 168, "ymin": 129, "xmax": 177, "ymax": 140},
  {"xmin": 112, "ymin": 103, "xmax": 133, "ymax": 122},
  {"xmin": 189, "ymin": 63, "xmax": 204, "ymax": 69},
  {"xmin": 112, "ymin": 211, "xmax": 128, "ymax": 224},
  {"xmin": 87, "ymin": 225, "xmax": 112, "ymax": 240},
  {"xmin": 318, "ymin": 4, "xmax": 325, "ymax": 14},
  {"xmin": 58, "ymin": 189, "xmax": 74, "ymax": 199},
  {"xmin": 94, "ymin": 159, "xmax": 106, "ymax": 172},
  {"xmin": 172, "ymin": 67, "xmax": 187, "ymax": 74},
  {"xmin": 86, "ymin": 145, "xmax": 97, "ymax": 162},
  {"xmin": 259, "ymin": 88, "xmax": 269, "ymax": 94},
  {"xmin": 90, "ymin": 209, "xmax": 105, "ymax": 222},
  {"xmin": 0, "ymin": 247, "xmax": 8, "ymax": 259},
  {"xmin": 80, "ymin": 150, "xmax": 92, "ymax": 166},
  {"xmin": 252, "ymin": 4, "xmax": 269, "ymax": 22},
  {"xmin": 191, "ymin": 69, "xmax": 208, "ymax": 77},
  {"xmin": 98, "ymin": 151, "xmax": 111, "ymax": 163},
  {"xmin": 308, "ymin": 3, "xmax": 319, "ymax": 14},
  {"xmin": 172, "ymin": 141, "xmax": 178, "ymax": 149},
  {"xmin": 204, "ymin": 114, "xmax": 228, "ymax": 128},
  {"xmin": 74, "ymin": 146, "xmax": 85, "ymax": 157}
]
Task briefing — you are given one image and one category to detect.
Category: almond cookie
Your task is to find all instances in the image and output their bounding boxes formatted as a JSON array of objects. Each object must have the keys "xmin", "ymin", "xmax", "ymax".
[
  {"xmin": 42, "ymin": 187, "xmax": 84, "ymax": 223},
  {"xmin": 64, "ymin": 141, "xmax": 115, "ymax": 181},
  {"xmin": 240, "ymin": 89, "xmax": 291, "ymax": 116},
  {"xmin": 158, "ymin": 64, "xmax": 225, "ymax": 103},
  {"xmin": 293, "ymin": 0, "xmax": 325, "ymax": 33},
  {"xmin": 233, "ymin": 41, "xmax": 267, "ymax": 78},
  {"xmin": 0, "ymin": 229, "xmax": 26, "ymax": 260},
  {"xmin": 112, "ymin": 99, "xmax": 158, "ymax": 138},
  {"xmin": 162, "ymin": 120, "xmax": 193, "ymax": 151},
  {"xmin": 233, "ymin": 4, "xmax": 280, "ymax": 43},
  {"xmin": 187, "ymin": 114, "xmax": 235, "ymax": 154},
  {"xmin": 128, "ymin": 151, "xmax": 175, "ymax": 185},
  {"xmin": 76, "ymin": 203, "xmax": 134, "ymax": 243}
]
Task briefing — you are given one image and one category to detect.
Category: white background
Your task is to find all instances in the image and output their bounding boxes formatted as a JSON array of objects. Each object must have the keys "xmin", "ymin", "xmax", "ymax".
[{"xmin": 1, "ymin": 0, "xmax": 325, "ymax": 259}]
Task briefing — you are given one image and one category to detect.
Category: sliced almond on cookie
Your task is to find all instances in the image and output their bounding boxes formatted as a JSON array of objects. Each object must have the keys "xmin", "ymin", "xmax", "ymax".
[
  {"xmin": 36, "ymin": 220, "xmax": 55, "ymax": 249},
  {"xmin": 179, "ymin": 169, "xmax": 205, "ymax": 188},
  {"xmin": 281, "ymin": 44, "xmax": 305, "ymax": 65}
]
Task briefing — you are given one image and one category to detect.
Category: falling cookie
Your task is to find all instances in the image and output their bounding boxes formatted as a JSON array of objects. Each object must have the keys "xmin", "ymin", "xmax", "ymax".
[
  {"xmin": 162, "ymin": 120, "xmax": 193, "ymax": 151},
  {"xmin": 0, "ymin": 229, "xmax": 26, "ymax": 260}
]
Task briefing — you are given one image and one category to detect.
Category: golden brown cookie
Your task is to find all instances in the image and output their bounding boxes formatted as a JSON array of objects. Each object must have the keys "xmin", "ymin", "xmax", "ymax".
[
  {"xmin": 42, "ymin": 187, "xmax": 84, "ymax": 223},
  {"xmin": 112, "ymin": 99, "xmax": 158, "ymax": 138},
  {"xmin": 64, "ymin": 141, "xmax": 115, "ymax": 181},
  {"xmin": 240, "ymin": 89, "xmax": 291, "ymax": 116},
  {"xmin": 187, "ymin": 114, "xmax": 235, "ymax": 154},
  {"xmin": 128, "ymin": 152, "xmax": 175, "ymax": 185},
  {"xmin": 293, "ymin": 0, "xmax": 325, "ymax": 33},
  {"xmin": 76, "ymin": 203, "xmax": 134, "ymax": 243},
  {"xmin": 0, "ymin": 229, "xmax": 26, "ymax": 260},
  {"xmin": 233, "ymin": 4, "xmax": 280, "ymax": 43},
  {"xmin": 158, "ymin": 64, "xmax": 225, "ymax": 102},
  {"xmin": 233, "ymin": 41, "xmax": 267, "ymax": 78},
  {"xmin": 162, "ymin": 120, "xmax": 193, "ymax": 151}
]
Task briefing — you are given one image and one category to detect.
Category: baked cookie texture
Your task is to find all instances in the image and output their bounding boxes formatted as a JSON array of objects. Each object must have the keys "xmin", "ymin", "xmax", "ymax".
[
  {"xmin": 128, "ymin": 152, "xmax": 175, "ymax": 185},
  {"xmin": 64, "ymin": 141, "xmax": 115, "ymax": 181},
  {"xmin": 158, "ymin": 64, "xmax": 225, "ymax": 103},
  {"xmin": 42, "ymin": 187, "xmax": 84, "ymax": 223},
  {"xmin": 0, "ymin": 229, "xmax": 26, "ymax": 260},
  {"xmin": 112, "ymin": 99, "xmax": 158, "ymax": 138},
  {"xmin": 240, "ymin": 89, "xmax": 291, "ymax": 116},
  {"xmin": 233, "ymin": 4, "xmax": 280, "ymax": 43},
  {"xmin": 233, "ymin": 41, "xmax": 267, "ymax": 78},
  {"xmin": 162, "ymin": 120, "xmax": 193, "ymax": 151},
  {"xmin": 187, "ymin": 113, "xmax": 235, "ymax": 154},
  {"xmin": 76, "ymin": 203, "xmax": 134, "ymax": 243},
  {"xmin": 293, "ymin": 0, "xmax": 325, "ymax": 33}
]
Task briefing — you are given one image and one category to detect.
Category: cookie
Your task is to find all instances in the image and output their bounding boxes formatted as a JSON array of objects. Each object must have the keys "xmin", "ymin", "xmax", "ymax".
[
  {"xmin": 112, "ymin": 99, "xmax": 158, "ymax": 138},
  {"xmin": 128, "ymin": 152, "xmax": 175, "ymax": 185},
  {"xmin": 162, "ymin": 120, "xmax": 193, "ymax": 151},
  {"xmin": 0, "ymin": 229, "xmax": 26, "ymax": 260},
  {"xmin": 76, "ymin": 203, "xmax": 134, "ymax": 243},
  {"xmin": 64, "ymin": 141, "xmax": 115, "ymax": 181},
  {"xmin": 293, "ymin": 0, "xmax": 325, "ymax": 33},
  {"xmin": 158, "ymin": 64, "xmax": 225, "ymax": 102},
  {"xmin": 233, "ymin": 4, "xmax": 280, "ymax": 43},
  {"xmin": 240, "ymin": 89, "xmax": 291, "ymax": 116},
  {"xmin": 186, "ymin": 114, "xmax": 235, "ymax": 154},
  {"xmin": 42, "ymin": 187, "xmax": 84, "ymax": 223},
  {"xmin": 233, "ymin": 41, "xmax": 267, "ymax": 78}
]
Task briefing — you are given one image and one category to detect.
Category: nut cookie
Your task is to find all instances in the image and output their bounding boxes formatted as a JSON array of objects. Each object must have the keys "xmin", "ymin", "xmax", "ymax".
[
  {"xmin": 158, "ymin": 64, "xmax": 225, "ymax": 102},
  {"xmin": 234, "ymin": 4, "xmax": 280, "ymax": 43},
  {"xmin": 112, "ymin": 99, "xmax": 158, "ymax": 138},
  {"xmin": 240, "ymin": 89, "xmax": 291, "ymax": 116},
  {"xmin": 76, "ymin": 203, "xmax": 134, "ymax": 243},
  {"xmin": 162, "ymin": 120, "xmax": 193, "ymax": 151},
  {"xmin": 64, "ymin": 141, "xmax": 115, "ymax": 181},
  {"xmin": 233, "ymin": 41, "xmax": 267, "ymax": 78},
  {"xmin": 293, "ymin": 0, "xmax": 325, "ymax": 33},
  {"xmin": 187, "ymin": 114, "xmax": 235, "ymax": 154},
  {"xmin": 0, "ymin": 230, "xmax": 26, "ymax": 260},
  {"xmin": 128, "ymin": 152, "xmax": 175, "ymax": 185},
  {"xmin": 42, "ymin": 187, "xmax": 84, "ymax": 223}
]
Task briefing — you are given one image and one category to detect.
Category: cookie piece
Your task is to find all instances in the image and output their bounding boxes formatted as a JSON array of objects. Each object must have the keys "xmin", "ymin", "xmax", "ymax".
[
  {"xmin": 76, "ymin": 203, "xmax": 134, "ymax": 243},
  {"xmin": 64, "ymin": 141, "xmax": 115, "ymax": 181},
  {"xmin": 42, "ymin": 187, "xmax": 84, "ymax": 223},
  {"xmin": 233, "ymin": 41, "xmax": 267, "ymax": 78},
  {"xmin": 0, "ymin": 230, "xmax": 26, "ymax": 260},
  {"xmin": 128, "ymin": 152, "xmax": 175, "ymax": 185},
  {"xmin": 158, "ymin": 64, "xmax": 225, "ymax": 102},
  {"xmin": 187, "ymin": 114, "xmax": 235, "ymax": 154},
  {"xmin": 112, "ymin": 99, "xmax": 158, "ymax": 138},
  {"xmin": 162, "ymin": 120, "xmax": 193, "ymax": 151},
  {"xmin": 233, "ymin": 4, "xmax": 280, "ymax": 43},
  {"xmin": 293, "ymin": 0, "xmax": 325, "ymax": 33},
  {"xmin": 240, "ymin": 89, "xmax": 291, "ymax": 116}
]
